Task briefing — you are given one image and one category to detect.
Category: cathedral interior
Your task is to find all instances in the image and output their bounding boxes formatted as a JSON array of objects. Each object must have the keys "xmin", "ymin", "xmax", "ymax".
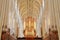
[{"xmin": 0, "ymin": 0, "xmax": 60, "ymax": 40}]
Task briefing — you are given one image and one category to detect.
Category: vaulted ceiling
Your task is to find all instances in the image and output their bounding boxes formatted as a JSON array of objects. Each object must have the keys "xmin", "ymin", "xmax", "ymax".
[{"xmin": 17, "ymin": 0, "xmax": 42, "ymax": 20}]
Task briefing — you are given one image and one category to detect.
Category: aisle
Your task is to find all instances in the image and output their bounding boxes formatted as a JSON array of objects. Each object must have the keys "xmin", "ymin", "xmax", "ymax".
[{"xmin": 17, "ymin": 37, "xmax": 42, "ymax": 40}]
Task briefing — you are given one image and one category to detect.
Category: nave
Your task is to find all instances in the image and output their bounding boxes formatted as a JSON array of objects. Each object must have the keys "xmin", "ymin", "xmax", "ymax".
[{"xmin": 0, "ymin": 0, "xmax": 60, "ymax": 40}]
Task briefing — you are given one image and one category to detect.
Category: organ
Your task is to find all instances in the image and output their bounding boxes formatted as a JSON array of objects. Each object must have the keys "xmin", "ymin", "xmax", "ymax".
[{"xmin": 23, "ymin": 17, "xmax": 36, "ymax": 37}]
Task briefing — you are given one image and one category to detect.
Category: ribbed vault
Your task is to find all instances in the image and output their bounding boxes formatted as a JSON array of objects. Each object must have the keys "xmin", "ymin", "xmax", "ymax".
[{"xmin": 17, "ymin": 0, "xmax": 42, "ymax": 20}]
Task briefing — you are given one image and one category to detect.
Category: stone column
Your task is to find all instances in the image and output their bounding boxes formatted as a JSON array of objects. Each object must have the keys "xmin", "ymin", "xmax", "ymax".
[
  {"xmin": 54, "ymin": 0, "xmax": 60, "ymax": 40},
  {"xmin": 15, "ymin": 0, "xmax": 24, "ymax": 37},
  {"xmin": 48, "ymin": 0, "xmax": 60, "ymax": 40},
  {"xmin": 0, "ymin": 0, "xmax": 9, "ymax": 39},
  {"xmin": 41, "ymin": 0, "xmax": 49, "ymax": 39},
  {"xmin": 0, "ymin": 0, "xmax": 2, "ymax": 39},
  {"xmin": 0, "ymin": 10, "xmax": 2, "ymax": 40}
]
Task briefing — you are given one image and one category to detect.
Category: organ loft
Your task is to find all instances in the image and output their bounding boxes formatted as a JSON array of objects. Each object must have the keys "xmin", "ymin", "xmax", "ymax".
[{"xmin": 0, "ymin": 0, "xmax": 60, "ymax": 40}]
